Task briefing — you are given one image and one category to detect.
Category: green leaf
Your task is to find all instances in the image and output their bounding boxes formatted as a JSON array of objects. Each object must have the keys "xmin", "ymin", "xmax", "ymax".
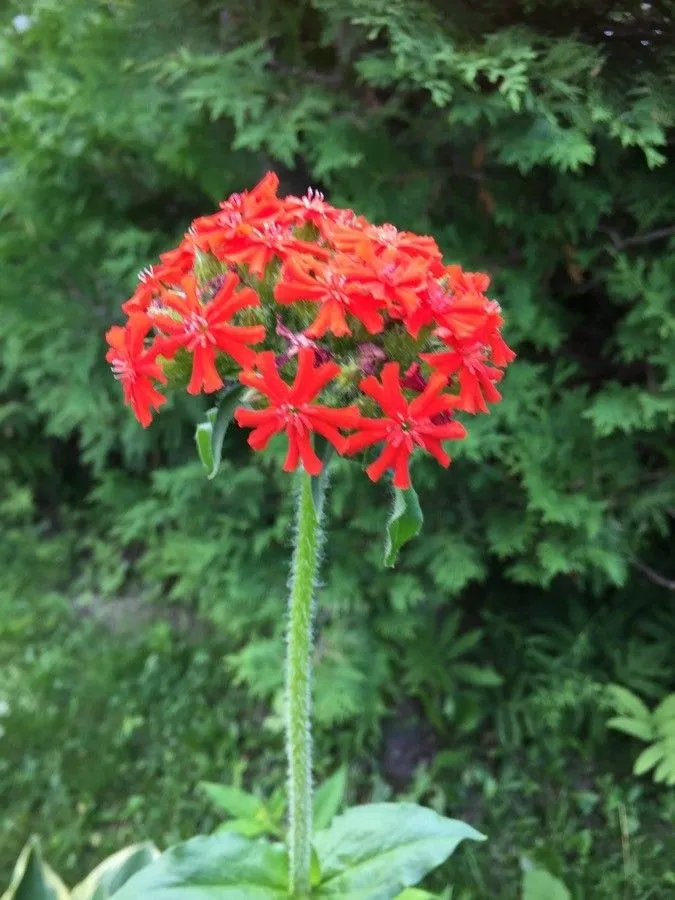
[
  {"xmin": 384, "ymin": 487, "xmax": 424, "ymax": 568},
  {"xmin": 313, "ymin": 767, "xmax": 347, "ymax": 832},
  {"xmin": 109, "ymin": 834, "xmax": 289, "ymax": 900},
  {"xmin": 195, "ymin": 385, "xmax": 245, "ymax": 479},
  {"xmin": 1, "ymin": 838, "xmax": 70, "ymax": 900},
  {"xmin": 195, "ymin": 417, "xmax": 215, "ymax": 476},
  {"xmin": 606, "ymin": 716, "xmax": 653, "ymax": 742},
  {"xmin": 633, "ymin": 743, "xmax": 666, "ymax": 776},
  {"xmin": 606, "ymin": 685, "xmax": 651, "ymax": 721},
  {"xmin": 72, "ymin": 843, "xmax": 160, "ymax": 900},
  {"xmin": 394, "ymin": 891, "xmax": 439, "ymax": 899},
  {"xmin": 199, "ymin": 782, "xmax": 265, "ymax": 820},
  {"xmin": 444, "ymin": 628, "xmax": 484, "ymax": 661},
  {"xmin": 653, "ymin": 756, "xmax": 675, "ymax": 785},
  {"xmin": 522, "ymin": 868, "xmax": 571, "ymax": 900},
  {"xmin": 452, "ymin": 663, "xmax": 503, "ymax": 687},
  {"xmin": 215, "ymin": 820, "xmax": 270, "ymax": 838},
  {"xmin": 653, "ymin": 694, "xmax": 675, "ymax": 726},
  {"xmin": 314, "ymin": 802, "xmax": 485, "ymax": 899}
]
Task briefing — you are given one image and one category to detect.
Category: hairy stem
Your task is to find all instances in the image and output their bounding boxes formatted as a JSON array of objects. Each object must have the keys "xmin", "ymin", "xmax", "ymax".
[{"xmin": 286, "ymin": 469, "xmax": 325, "ymax": 897}]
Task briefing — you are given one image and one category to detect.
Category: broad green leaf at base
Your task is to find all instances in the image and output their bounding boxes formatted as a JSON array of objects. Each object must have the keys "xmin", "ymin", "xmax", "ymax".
[
  {"xmin": 313, "ymin": 802, "xmax": 484, "ymax": 899},
  {"xmin": 72, "ymin": 843, "xmax": 160, "ymax": 900},
  {"xmin": 522, "ymin": 868, "xmax": 571, "ymax": 900},
  {"xmin": 1, "ymin": 838, "xmax": 69, "ymax": 900},
  {"xmin": 109, "ymin": 834, "xmax": 289, "ymax": 899}
]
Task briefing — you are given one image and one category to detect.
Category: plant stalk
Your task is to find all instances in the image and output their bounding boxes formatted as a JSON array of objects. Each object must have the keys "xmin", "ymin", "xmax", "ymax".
[{"xmin": 286, "ymin": 469, "xmax": 325, "ymax": 897}]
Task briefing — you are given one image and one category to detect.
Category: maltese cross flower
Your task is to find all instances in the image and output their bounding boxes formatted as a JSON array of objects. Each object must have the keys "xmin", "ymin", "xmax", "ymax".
[
  {"xmin": 235, "ymin": 348, "xmax": 359, "ymax": 474},
  {"xmin": 105, "ymin": 314, "xmax": 167, "ymax": 427},
  {"xmin": 274, "ymin": 256, "xmax": 385, "ymax": 337},
  {"xmin": 345, "ymin": 363, "xmax": 467, "ymax": 489},
  {"xmin": 151, "ymin": 273, "xmax": 265, "ymax": 394}
]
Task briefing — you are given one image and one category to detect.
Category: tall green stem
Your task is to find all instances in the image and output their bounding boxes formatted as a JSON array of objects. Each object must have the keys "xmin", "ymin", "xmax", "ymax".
[{"xmin": 286, "ymin": 469, "xmax": 325, "ymax": 897}]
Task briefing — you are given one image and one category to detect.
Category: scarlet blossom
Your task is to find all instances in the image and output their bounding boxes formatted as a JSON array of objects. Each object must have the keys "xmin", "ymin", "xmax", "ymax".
[
  {"xmin": 328, "ymin": 221, "xmax": 442, "ymax": 265},
  {"xmin": 346, "ymin": 247, "xmax": 428, "ymax": 320},
  {"xmin": 208, "ymin": 222, "xmax": 329, "ymax": 279},
  {"xmin": 281, "ymin": 188, "xmax": 344, "ymax": 227},
  {"xmin": 407, "ymin": 278, "xmax": 494, "ymax": 340},
  {"xmin": 344, "ymin": 363, "xmax": 467, "ymax": 489},
  {"xmin": 151, "ymin": 273, "xmax": 265, "ymax": 394},
  {"xmin": 190, "ymin": 172, "xmax": 283, "ymax": 255},
  {"xmin": 443, "ymin": 266, "xmax": 491, "ymax": 295},
  {"xmin": 122, "ymin": 241, "xmax": 196, "ymax": 315},
  {"xmin": 235, "ymin": 349, "xmax": 359, "ymax": 474},
  {"xmin": 107, "ymin": 171, "xmax": 515, "ymax": 485},
  {"xmin": 274, "ymin": 255, "xmax": 385, "ymax": 337},
  {"xmin": 421, "ymin": 341, "xmax": 504, "ymax": 414},
  {"xmin": 105, "ymin": 314, "xmax": 167, "ymax": 427}
]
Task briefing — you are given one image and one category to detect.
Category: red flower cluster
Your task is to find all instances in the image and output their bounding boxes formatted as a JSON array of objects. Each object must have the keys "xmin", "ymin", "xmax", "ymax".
[{"xmin": 106, "ymin": 173, "xmax": 515, "ymax": 488}]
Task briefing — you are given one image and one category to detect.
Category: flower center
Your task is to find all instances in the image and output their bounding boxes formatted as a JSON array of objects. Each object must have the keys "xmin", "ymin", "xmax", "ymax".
[
  {"xmin": 110, "ymin": 357, "xmax": 134, "ymax": 384},
  {"xmin": 279, "ymin": 402, "xmax": 311, "ymax": 433},
  {"xmin": 302, "ymin": 187, "xmax": 325, "ymax": 209},
  {"xmin": 253, "ymin": 222, "xmax": 287, "ymax": 247},
  {"xmin": 184, "ymin": 313, "xmax": 213, "ymax": 348},
  {"xmin": 322, "ymin": 268, "xmax": 347, "ymax": 301}
]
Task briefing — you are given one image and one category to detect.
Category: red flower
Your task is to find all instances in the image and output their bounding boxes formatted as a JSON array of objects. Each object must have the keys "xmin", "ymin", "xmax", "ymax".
[
  {"xmin": 122, "ymin": 240, "xmax": 197, "ymax": 315},
  {"xmin": 274, "ymin": 255, "xmax": 385, "ymax": 337},
  {"xmin": 344, "ymin": 363, "xmax": 466, "ymax": 489},
  {"xmin": 235, "ymin": 349, "xmax": 359, "ymax": 474},
  {"xmin": 210, "ymin": 222, "xmax": 328, "ymax": 278},
  {"xmin": 329, "ymin": 221, "xmax": 442, "ymax": 264},
  {"xmin": 345, "ymin": 247, "xmax": 427, "ymax": 320},
  {"xmin": 421, "ymin": 341, "xmax": 504, "ymax": 413},
  {"xmin": 151, "ymin": 273, "xmax": 265, "ymax": 394},
  {"xmin": 191, "ymin": 172, "xmax": 282, "ymax": 255},
  {"xmin": 105, "ymin": 314, "xmax": 167, "ymax": 427},
  {"xmin": 281, "ymin": 188, "xmax": 343, "ymax": 227},
  {"xmin": 406, "ymin": 277, "xmax": 494, "ymax": 339}
]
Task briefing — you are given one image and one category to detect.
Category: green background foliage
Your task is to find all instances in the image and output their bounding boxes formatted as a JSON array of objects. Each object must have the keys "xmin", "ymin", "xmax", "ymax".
[{"xmin": 1, "ymin": 1, "xmax": 674, "ymax": 897}]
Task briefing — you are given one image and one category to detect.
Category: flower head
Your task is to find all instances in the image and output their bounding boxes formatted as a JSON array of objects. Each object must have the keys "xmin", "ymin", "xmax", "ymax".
[{"xmin": 107, "ymin": 171, "xmax": 515, "ymax": 485}]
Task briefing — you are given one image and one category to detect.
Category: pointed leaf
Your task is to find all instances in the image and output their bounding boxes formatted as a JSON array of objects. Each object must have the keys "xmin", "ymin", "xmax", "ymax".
[
  {"xmin": 606, "ymin": 716, "xmax": 653, "ymax": 742},
  {"xmin": 1, "ymin": 838, "xmax": 69, "ymax": 900},
  {"xmin": 72, "ymin": 843, "xmax": 159, "ymax": 900},
  {"xmin": 445, "ymin": 628, "xmax": 484, "ymax": 661},
  {"xmin": 384, "ymin": 488, "xmax": 424, "ymax": 568},
  {"xmin": 109, "ymin": 834, "xmax": 289, "ymax": 899},
  {"xmin": 313, "ymin": 767, "xmax": 347, "ymax": 832},
  {"xmin": 653, "ymin": 694, "xmax": 675, "ymax": 726},
  {"xmin": 606, "ymin": 685, "xmax": 650, "ymax": 721},
  {"xmin": 314, "ymin": 802, "xmax": 484, "ymax": 899},
  {"xmin": 195, "ymin": 385, "xmax": 245, "ymax": 479},
  {"xmin": 633, "ymin": 743, "xmax": 666, "ymax": 776},
  {"xmin": 452, "ymin": 664, "xmax": 503, "ymax": 687},
  {"xmin": 199, "ymin": 783, "xmax": 265, "ymax": 820},
  {"xmin": 208, "ymin": 386, "xmax": 246, "ymax": 479},
  {"xmin": 522, "ymin": 868, "xmax": 571, "ymax": 900},
  {"xmin": 215, "ymin": 820, "xmax": 270, "ymax": 838},
  {"xmin": 653, "ymin": 756, "xmax": 675, "ymax": 785},
  {"xmin": 195, "ymin": 417, "xmax": 215, "ymax": 476}
]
